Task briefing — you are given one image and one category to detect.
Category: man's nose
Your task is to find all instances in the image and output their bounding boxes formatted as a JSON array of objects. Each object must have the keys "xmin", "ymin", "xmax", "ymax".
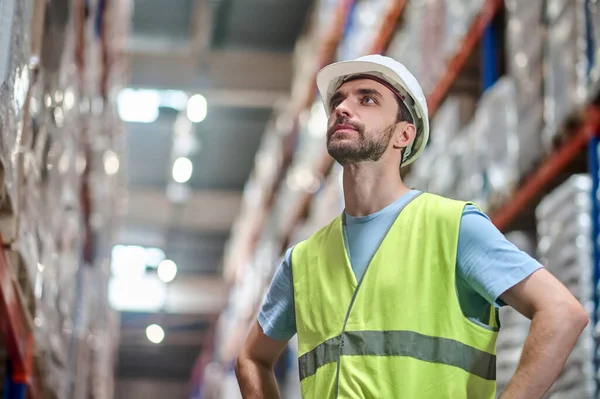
[{"xmin": 334, "ymin": 100, "xmax": 352, "ymax": 118}]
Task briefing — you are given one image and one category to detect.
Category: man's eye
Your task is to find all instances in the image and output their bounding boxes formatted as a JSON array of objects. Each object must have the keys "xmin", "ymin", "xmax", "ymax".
[{"xmin": 361, "ymin": 96, "xmax": 375, "ymax": 105}]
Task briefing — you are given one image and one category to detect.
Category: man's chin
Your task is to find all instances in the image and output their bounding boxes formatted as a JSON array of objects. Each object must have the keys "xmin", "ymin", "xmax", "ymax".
[{"xmin": 327, "ymin": 147, "xmax": 360, "ymax": 165}]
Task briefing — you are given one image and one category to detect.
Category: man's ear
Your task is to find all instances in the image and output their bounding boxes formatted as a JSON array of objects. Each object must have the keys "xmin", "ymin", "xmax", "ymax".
[{"xmin": 392, "ymin": 122, "xmax": 417, "ymax": 150}]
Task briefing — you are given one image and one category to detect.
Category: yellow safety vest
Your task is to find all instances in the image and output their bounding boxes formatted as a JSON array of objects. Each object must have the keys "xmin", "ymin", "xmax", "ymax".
[{"xmin": 291, "ymin": 193, "xmax": 499, "ymax": 398}]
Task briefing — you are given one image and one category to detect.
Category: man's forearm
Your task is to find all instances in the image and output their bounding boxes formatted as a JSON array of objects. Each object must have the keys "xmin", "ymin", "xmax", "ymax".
[
  {"xmin": 500, "ymin": 307, "xmax": 587, "ymax": 399},
  {"xmin": 235, "ymin": 357, "xmax": 280, "ymax": 399}
]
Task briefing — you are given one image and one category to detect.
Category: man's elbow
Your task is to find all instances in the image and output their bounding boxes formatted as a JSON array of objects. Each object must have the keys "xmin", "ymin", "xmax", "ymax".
[
  {"xmin": 557, "ymin": 301, "xmax": 589, "ymax": 334},
  {"xmin": 572, "ymin": 304, "xmax": 589, "ymax": 332}
]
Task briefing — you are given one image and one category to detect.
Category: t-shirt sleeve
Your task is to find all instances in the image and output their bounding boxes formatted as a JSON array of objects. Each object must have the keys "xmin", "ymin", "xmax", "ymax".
[
  {"xmin": 257, "ymin": 246, "xmax": 297, "ymax": 341},
  {"xmin": 457, "ymin": 205, "xmax": 544, "ymax": 307}
]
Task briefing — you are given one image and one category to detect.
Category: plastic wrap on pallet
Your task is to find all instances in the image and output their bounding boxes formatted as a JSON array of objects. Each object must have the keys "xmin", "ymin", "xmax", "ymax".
[
  {"xmin": 386, "ymin": 2, "xmax": 429, "ymax": 93},
  {"xmin": 385, "ymin": 0, "xmax": 484, "ymax": 95},
  {"xmin": 455, "ymin": 121, "xmax": 488, "ymax": 207},
  {"xmin": 536, "ymin": 175, "xmax": 592, "ymax": 218},
  {"xmin": 34, "ymin": 236, "xmax": 69, "ymax": 398},
  {"xmin": 0, "ymin": 0, "xmax": 35, "ymax": 215},
  {"xmin": 432, "ymin": 139, "xmax": 464, "ymax": 200},
  {"xmin": 405, "ymin": 145, "xmax": 437, "ymax": 193},
  {"xmin": 542, "ymin": 0, "xmax": 589, "ymax": 151},
  {"xmin": 589, "ymin": 0, "xmax": 600, "ymax": 91},
  {"xmin": 535, "ymin": 174, "xmax": 595, "ymax": 398},
  {"xmin": 443, "ymin": 0, "xmax": 485, "ymax": 57},
  {"xmin": 272, "ymin": 102, "xmax": 327, "ymax": 237},
  {"xmin": 506, "ymin": 8, "xmax": 544, "ymax": 82},
  {"xmin": 291, "ymin": 0, "xmax": 340, "ymax": 95},
  {"xmin": 473, "ymin": 78, "xmax": 518, "ymax": 204},
  {"xmin": 505, "ymin": 0, "xmax": 545, "ymax": 173},
  {"xmin": 337, "ymin": 0, "xmax": 391, "ymax": 61},
  {"xmin": 406, "ymin": 96, "xmax": 473, "ymax": 196},
  {"xmin": 430, "ymin": 96, "xmax": 475, "ymax": 149},
  {"xmin": 419, "ymin": 0, "xmax": 446, "ymax": 95}
]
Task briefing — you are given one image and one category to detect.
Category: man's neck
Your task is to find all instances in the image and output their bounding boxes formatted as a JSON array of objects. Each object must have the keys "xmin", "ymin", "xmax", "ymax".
[{"xmin": 342, "ymin": 161, "xmax": 411, "ymax": 217}]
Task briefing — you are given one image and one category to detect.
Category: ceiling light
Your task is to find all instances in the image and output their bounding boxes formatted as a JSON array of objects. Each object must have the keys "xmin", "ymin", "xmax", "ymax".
[
  {"xmin": 117, "ymin": 88, "xmax": 160, "ymax": 123},
  {"xmin": 103, "ymin": 150, "xmax": 120, "ymax": 175},
  {"xmin": 111, "ymin": 245, "xmax": 147, "ymax": 278},
  {"xmin": 146, "ymin": 324, "xmax": 165, "ymax": 344},
  {"xmin": 64, "ymin": 88, "xmax": 75, "ymax": 110},
  {"xmin": 186, "ymin": 94, "xmax": 207, "ymax": 123},
  {"xmin": 157, "ymin": 259, "xmax": 177, "ymax": 283},
  {"xmin": 108, "ymin": 275, "xmax": 167, "ymax": 312},
  {"xmin": 172, "ymin": 157, "xmax": 193, "ymax": 183}
]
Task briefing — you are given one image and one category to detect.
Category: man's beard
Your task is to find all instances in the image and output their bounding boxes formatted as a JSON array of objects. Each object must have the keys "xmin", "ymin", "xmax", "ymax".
[{"xmin": 326, "ymin": 118, "xmax": 395, "ymax": 165}]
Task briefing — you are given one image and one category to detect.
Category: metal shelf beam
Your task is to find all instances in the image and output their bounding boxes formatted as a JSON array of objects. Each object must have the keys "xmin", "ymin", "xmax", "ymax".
[{"xmin": 491, "ymin": 106, "xmax": 600, "ymax": 230}]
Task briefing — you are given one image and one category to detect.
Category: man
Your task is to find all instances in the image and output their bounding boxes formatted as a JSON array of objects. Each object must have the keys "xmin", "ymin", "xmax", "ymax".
[{"xmin": 235, "ymin": 55, "xmax": 588, "ymax": 398}]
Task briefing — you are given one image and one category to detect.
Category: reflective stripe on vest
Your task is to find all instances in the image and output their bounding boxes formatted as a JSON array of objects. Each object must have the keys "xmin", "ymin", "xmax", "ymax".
[{"xmin": 298, "ymin": 330, "xmax": 496, "ymax": 381}]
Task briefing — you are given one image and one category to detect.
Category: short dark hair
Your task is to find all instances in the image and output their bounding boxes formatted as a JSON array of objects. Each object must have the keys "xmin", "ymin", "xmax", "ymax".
[{"xmin": 395, "ymin": 97, "xmax": 413, "ymax": 124}]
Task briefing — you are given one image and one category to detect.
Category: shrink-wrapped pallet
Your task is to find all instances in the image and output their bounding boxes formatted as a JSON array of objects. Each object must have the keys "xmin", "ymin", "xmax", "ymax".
[
  {"xmin": 542, "ymin": 0, "xmax": 589, "ymax": 150},
  {"xmin": 536, "ymin": 175, "xmax": 596, "ymax": 398},
  {"xmin": 505, "ymin": 0, "xmax": 545, "ymax": 170}
]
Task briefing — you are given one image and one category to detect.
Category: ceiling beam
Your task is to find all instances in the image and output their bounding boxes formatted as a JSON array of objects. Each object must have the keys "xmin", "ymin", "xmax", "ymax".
[
  {"xmin": 125, "ymin": 49, "xmax": 293, "ymax": 93},
  {"xmin": 113, "ymin": 276, "xmax": 228, "ymax": 315},
  {"xmin": 120, "ymin": 330, "xmax": 206, "ymax": 347},
  {"xmin": 200, "ymin": 88, "xmax": 287, "ymax": 109},
  {"xmin": 125, "ymin": 0, "xmax": 211, "ymax": 61},
  {"xmin": 122, "ymin": 188, "xmax": 242, "ymax": 233}
]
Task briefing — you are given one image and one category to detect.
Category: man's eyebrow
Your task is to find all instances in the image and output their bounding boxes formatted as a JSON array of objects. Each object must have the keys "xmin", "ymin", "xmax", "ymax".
[{"xmin": 355, "ymin": 88, "xmax": 383, "ymax": 98}]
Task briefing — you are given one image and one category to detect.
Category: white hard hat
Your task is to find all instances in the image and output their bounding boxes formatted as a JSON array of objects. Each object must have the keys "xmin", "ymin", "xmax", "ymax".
[{"xmin": 316, "ymin": 54, "xmax": 429, "ymax": 166}]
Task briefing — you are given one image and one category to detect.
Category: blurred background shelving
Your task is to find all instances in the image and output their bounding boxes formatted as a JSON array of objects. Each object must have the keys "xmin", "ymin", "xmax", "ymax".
[{"xmin": 2, "ymin": 0, "xmax": 600, "ymax": 398}]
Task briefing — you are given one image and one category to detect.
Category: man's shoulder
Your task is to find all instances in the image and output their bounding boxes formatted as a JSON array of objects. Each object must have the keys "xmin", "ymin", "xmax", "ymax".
[
  {"xmin": 290, "ymin": 215, "xmax": 342, "ymax": 260},
  {"xmin": 303, "ymin": 215, "xmax": 342, "ymax": 241},
  {"xmin": 415, "ymin": 192, "xmax": 471, "ymax": 215}
]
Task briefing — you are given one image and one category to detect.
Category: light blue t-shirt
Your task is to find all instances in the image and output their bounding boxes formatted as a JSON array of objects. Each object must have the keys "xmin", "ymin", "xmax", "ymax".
[{"xmin": 258, "ymin": 190, "xmax": 543, "ymax": 341}]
